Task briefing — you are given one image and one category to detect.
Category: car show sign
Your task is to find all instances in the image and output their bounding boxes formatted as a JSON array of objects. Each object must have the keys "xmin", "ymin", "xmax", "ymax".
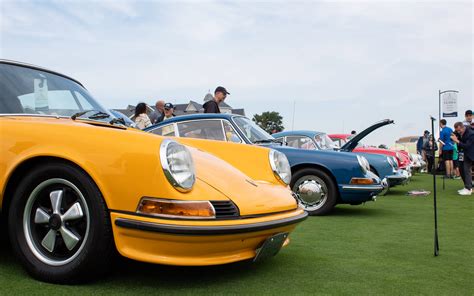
[{"xmin": 441, "ymin": 91, "xmax": 458, "ymax": 117}]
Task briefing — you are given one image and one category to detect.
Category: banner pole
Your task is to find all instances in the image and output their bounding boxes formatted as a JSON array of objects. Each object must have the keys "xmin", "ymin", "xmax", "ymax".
[{"xmin": 431, "ymin": 116, "xmax": 440, "ymax": 257}]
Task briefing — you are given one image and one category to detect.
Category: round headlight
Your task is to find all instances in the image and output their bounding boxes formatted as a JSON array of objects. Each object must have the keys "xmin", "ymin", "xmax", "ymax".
[
  {"xmin": 269, "ymin": 149, "xmax": 292, "ymax": 185},
  {"xmin": 160, "ymin": 140, "xmax": 195, "ymax": 192},
  {"xmin": 387, "ymin": 156, "xmax": 394, "ymax": 167},
  {"xmin": 356, "ymin": 155, "xmax": 370, "ymax": 174}
]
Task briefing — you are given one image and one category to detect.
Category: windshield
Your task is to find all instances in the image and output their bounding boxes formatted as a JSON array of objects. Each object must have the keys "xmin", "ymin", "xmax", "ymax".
[
  {"xmin": 0, "ymin": 63, "xmax": 110, "ymax": 121},
  {"xmin": 314, "ymin": 133, "xmax": 339, "ymax": 150},
  {"xmin": 232, "ymin": 116, "xmax": 274, "ymax": 143}
]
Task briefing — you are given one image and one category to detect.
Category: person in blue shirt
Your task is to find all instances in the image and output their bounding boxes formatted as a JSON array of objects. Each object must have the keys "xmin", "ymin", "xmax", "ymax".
[{"xmin": 439, "ymin": 119, "xmax": 454, "ymax": 178}]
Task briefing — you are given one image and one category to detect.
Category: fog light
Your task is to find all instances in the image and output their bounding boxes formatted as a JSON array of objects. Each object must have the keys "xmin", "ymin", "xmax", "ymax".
[
  {"xmin": 137, "ymin": 198, "xmax": 215, "ymax": 219},
  {"xmin": 350, "ymin": 178, "xmax": 375, "ymax": 185}
]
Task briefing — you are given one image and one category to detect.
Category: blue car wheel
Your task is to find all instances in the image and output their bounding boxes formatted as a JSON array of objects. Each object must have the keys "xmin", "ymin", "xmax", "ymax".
[{"xmin": 291, "ymin": 168, "xmax": 337, "ymax": 216}]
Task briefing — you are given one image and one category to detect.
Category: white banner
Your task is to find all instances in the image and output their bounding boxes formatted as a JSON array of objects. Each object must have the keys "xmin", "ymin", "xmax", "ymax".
[{"xmin": 442, "ymin": 91, "xmax": 458, "ymax": 117}]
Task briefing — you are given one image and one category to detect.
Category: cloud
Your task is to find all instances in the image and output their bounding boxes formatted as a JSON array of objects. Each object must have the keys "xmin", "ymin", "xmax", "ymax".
[{"xmin": 0, "ymin": 0, "xmax": 472, "ymax": 145}]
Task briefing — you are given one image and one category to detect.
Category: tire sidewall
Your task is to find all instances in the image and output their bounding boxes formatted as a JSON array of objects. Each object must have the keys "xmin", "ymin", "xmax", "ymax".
[{"xmin": 8, "ymin": 162, "xmax": 111, "ymax": 283}]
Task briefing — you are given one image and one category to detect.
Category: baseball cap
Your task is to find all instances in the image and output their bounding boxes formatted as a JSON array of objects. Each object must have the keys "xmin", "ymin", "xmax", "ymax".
[
  {"xmin": 164, "ymin": 103, "xmax": 174, "ymax": 110},
  {"xmin": 424, "ymin": 130, "xmax": 430, "ymax": 135},
  {"xmin": 466, "ymin": 110, "xmax": 472, "ymax": 116},
  {"xmin": 215, "ymin": 86, "xmax": 230, "ymax": 95}
]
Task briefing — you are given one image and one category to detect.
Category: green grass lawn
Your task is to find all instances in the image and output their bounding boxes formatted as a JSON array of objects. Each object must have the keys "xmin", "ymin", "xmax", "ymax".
[{"xmin": 1, "ymin": 174, "xmax": 472, "ymax": 295}]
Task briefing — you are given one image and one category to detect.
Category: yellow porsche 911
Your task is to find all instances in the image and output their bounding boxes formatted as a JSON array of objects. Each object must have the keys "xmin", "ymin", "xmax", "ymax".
[{"xmin": 0, "ymin": 60, "xmax": 307, "ymax": 284}]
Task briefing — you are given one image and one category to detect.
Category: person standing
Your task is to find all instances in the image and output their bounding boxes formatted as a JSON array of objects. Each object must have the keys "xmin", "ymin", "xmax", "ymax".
[
  {"xmin": 134, "ymin": 102, "xmax": 152, "ymax": 129},
  {"xmin": 417, "ymin": 130, "xmax": 430, "ymax": 160},
  {"xmin": 149, "ymin": 100, "xmax": 165, "ymax": 124},
  {"xmin": 203, "ymin": 86, "xmax": 230, "ymax": 113},
  {"xmin": 423, "ymin": 135, "xmax": 438, "ymax": 174},
  {"xmin": 463, "ymin": 110, "xmax": 473, "ymax": 129},
  {"xmin": 162, "ymin": 103, "xmax": 176, "ymax": 121},
  {"xmin": 439, "ymin": 119, "xmax": 454, "ymax": 178},
  {"xmin": 451, "ymin": 122, "xmax": 474, "ymax": 195}
]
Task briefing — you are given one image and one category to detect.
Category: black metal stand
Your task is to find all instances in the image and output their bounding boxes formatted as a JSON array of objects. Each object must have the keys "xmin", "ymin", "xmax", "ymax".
[{"xmin": 431, "ymin": 116, "xmax": 440, "ymax": 256}]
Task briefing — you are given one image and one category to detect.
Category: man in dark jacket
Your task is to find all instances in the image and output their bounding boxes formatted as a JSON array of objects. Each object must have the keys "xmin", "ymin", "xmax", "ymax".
[
  {"xmin": 417, "ymin": 130, "xmax": 430, "ymax": 159},
  {"xmin": 203, "ymin": 86, "xmax": 230, "ymax": 113},
  {"xmin": 451, "ymin": 122, "xmax": 474, "ymax": 195}
]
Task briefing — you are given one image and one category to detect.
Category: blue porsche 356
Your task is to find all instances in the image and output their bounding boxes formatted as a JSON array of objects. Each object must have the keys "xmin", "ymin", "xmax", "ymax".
[
  {"xmin": 145, "ymin": 114, "xmax": 388, "ymax": 216},
  {"xmin": 272, "ymin": 120, "xmax": 409, "ymax": 188}
]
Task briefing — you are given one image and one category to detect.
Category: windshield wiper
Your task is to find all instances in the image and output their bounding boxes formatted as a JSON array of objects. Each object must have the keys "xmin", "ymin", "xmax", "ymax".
[
  {"xmin": 253, "ymin": 139, "xmax": 283, "ymax": 145},
  {"xmin": 71, "ymin": 110, "xmax": 110, "ymax": 120},
  {"xmin": 109, "ymin": 117, "xmax": 126, "ymax": 125}
]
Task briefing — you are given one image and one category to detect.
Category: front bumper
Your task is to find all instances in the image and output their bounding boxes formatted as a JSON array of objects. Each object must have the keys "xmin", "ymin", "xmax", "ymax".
[
  {"xmin": 386, "ymin": 172, "xmax": 409, "ymax": 187},
  {"xmin": 111, "ymin": 208, "xmax": 307, "ymax": 266},
  {"xmin": 339, "ymin": 182, "xmax": 386, "ymax": 204}
]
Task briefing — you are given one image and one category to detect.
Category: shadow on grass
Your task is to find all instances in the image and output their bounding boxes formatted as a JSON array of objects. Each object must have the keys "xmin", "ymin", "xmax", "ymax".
[{"xmin": 98, "ymin": 257, "xmax": 261, "ymax": 288}]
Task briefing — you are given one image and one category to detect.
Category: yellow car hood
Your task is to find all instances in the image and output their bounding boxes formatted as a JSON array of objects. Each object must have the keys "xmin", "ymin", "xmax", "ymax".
[{"xmin": 189, "ymin": 147, "xmax": 298, "ymax": 216}]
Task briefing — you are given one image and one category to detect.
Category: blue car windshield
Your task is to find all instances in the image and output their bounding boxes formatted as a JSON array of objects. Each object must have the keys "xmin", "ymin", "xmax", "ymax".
[
  {"xmin": 315, "ymin": 133, "xmax": 339, "ymax": 150},
  {"xmin": 233, "ymin": 116, "xmax": 274, "ymax": 143},
  {"xmin": 0, "ymin": 63, "xmax": 110, "ymax": 121}
]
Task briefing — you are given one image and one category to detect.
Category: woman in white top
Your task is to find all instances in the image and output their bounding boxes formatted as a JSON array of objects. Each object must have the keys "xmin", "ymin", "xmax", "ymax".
[{"xmin": 134, "ymin": 102, "xmax": 152, "ymax": 129}]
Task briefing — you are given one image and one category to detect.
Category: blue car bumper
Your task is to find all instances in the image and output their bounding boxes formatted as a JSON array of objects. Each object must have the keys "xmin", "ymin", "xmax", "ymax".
[{"xmin": 338, "ymin": 182, "xmax": 387, "ymax": 204}]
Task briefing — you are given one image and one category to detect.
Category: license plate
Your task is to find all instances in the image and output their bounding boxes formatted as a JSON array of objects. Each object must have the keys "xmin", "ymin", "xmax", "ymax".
[{"xmin": 253, "ymin": 232, "xmax": 288, "ymax": 262}]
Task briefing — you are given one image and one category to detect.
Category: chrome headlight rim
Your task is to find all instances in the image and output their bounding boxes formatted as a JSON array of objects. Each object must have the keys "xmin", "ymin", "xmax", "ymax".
[
  {"xmin": 269, "ymin": 149, "xmax": 292, "ymax": 185},
  {"xmin": 160, "ymin": 139, "xmax": 196, "ymax": 192}
]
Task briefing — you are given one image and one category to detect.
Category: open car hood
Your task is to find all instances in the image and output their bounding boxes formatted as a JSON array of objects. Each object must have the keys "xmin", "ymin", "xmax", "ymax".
[{"xmin": 340, "ymin": 119, "xmax": 394, "ymax": 152}]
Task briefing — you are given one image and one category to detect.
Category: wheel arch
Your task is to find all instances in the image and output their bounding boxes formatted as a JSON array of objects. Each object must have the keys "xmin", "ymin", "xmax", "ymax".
[
  {"xmin": 290, "ymin": 163, "xmax": 341, "ymax": 201},
  {"xmin": 1, "ymin": 156, "xmax": 107, "ymax": 218},
  {"xmin": 369, "ymin": 165, "xmax": 380, "ymax": 177}
]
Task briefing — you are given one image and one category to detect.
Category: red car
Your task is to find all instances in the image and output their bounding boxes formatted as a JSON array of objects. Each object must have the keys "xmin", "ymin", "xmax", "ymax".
[{"xmin": 329, "ymin": 131, "xmax": 411, "ymax": 170}]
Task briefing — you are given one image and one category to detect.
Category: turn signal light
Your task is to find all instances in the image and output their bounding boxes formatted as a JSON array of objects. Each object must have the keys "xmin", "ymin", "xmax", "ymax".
[
  {"xmin": 349, "ymin": 178, "xmax": 375, "ymax": 185},
  {"xmin": 137, "ymin": 198, "xmax": 216, "ymax": 219}
]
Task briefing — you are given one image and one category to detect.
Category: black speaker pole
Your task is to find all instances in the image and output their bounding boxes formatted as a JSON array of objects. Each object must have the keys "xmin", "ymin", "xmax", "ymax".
[{"xmin": 431, "ymin": 116, "xmax": 440, "ymax": 256}]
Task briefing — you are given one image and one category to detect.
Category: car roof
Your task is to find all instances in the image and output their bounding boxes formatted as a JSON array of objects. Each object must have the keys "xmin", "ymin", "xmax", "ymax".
[
  {"xmin": 0, "ymin": 59, "xmax": 84, "ymax": 87},
  {"xmin": 273, "ymin": 130, "xmax": 324, "ymax": 138},
  {"xmin": 147, "ymin": 113, "xmax": 242, "ymax": 129},
  {"xmin": 329, "ymin": 134, "xmax": 350, "ymax": 139}
]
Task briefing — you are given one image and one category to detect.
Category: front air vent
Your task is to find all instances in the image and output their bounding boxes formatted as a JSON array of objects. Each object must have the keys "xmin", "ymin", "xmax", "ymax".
[{"xmin": 210, "ymin": 200, "xmax": 240, "ymax": 219}]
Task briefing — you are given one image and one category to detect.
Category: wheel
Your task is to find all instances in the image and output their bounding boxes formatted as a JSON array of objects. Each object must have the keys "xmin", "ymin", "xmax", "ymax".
[
  {"xmin": 291, "ymin": 168, "xmax": 338, "ymax": 216},
  {"xmin": 8, "ymin": 162, "xmax": 114, "ymax": 284}
]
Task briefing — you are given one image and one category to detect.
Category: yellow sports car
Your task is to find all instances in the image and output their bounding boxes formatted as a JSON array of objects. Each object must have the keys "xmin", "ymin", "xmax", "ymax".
[{"xmin": 0, "ymin": 60, "xmax": 307, "ymax": 284}]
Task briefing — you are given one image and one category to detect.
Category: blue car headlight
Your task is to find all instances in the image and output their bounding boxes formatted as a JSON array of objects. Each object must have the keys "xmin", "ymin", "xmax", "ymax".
[{"xmin": 356, "ymin": 155, "xmax": 370, "ymax": 174}]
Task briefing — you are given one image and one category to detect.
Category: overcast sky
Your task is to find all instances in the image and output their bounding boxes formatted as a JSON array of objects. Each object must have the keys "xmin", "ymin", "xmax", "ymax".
[{"xmin": 1, "ymin": 0, "xmax": 472, "ymax": 145}]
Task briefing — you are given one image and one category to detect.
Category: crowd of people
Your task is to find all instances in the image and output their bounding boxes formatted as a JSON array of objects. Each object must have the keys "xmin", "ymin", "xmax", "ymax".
[
  {"xmin": 133, "ymin": 86, "xmax": 230, "ymax": 129},
  {"xmin": 417, "ymin": 110, "xmax": 474, "ymax": 196}
]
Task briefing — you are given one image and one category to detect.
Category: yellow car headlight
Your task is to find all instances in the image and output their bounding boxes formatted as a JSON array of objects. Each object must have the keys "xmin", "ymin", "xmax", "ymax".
[
  {"xmin": 269, "ymin": 149, "xmax": 292, "ymax": 185},
  {"xmin": 160, "ymin": 139, "xmax": 195, "ymax": 192},
  {"xmin": 137, "ymin": 198, "xmax": 216, "ymax": 219}
]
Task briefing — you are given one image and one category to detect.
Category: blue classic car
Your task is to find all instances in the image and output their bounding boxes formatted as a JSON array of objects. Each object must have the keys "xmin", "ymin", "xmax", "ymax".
[
  {"xmin": 272, "ymin": 120, "xmax": 408, "ymax": 188},
  {"xmin": 145, "ymin": 114, "xmax": 387, "ymax": 215}
]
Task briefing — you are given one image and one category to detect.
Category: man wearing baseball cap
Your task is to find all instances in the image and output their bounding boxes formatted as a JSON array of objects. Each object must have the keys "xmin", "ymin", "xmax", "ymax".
[
  {"xmin": 463, "ymin": 110, "xmax": 473, "ymax": 128},
  {"xmin": 163, "ymin": 103, "xmax": 175, "ymax": 121},
  {"xmin": 203, "ymin": 86, "xmax": 230, "ymax": 113}
]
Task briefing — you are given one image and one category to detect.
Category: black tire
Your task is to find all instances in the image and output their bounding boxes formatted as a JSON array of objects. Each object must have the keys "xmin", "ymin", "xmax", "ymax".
[
  {"xmin": 291, "ymin": 168, "xmax": 338, "ymax": 216},
  {"xmin": 8, "ymin": 162, "xmax": 114, "ymax": 284}
]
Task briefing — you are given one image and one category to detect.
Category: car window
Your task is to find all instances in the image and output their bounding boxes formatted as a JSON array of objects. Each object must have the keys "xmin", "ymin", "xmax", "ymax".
[
  {"xmin": 150, "ymin": 124, "xmax": 176, "ymax": 136},
  {"xmin": 0, "ymin": 63, "xmax": 108, "ymax": 118},
  {"xmin": 314, "ymin": 133, "xmax": 338, "ymax": 150},
  {"xmin": 176, "ymin": 120, "xmax": 225, "ymax": 141},
  {"xmin": 232, "ymin": 116, "xmax": 274, "ymax": 143},
  {"xmin": 286, "ymin": 136, "xmax": 316, "ymax": 150},
  {"xmin": 222, "ymin": 120, "xmax": 242, "ymax": 143}
]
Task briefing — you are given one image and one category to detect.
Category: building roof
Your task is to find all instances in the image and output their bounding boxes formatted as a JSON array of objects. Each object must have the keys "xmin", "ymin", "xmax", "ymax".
[{"xmin": 116, "ymin": 99, "xmax": 244, "ymax": 118}]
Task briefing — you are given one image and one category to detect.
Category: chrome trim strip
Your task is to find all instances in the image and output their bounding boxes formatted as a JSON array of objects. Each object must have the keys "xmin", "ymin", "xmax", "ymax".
[{"xmin": 341, "ymin": 185, "xmax": 384, "ymax": 191}]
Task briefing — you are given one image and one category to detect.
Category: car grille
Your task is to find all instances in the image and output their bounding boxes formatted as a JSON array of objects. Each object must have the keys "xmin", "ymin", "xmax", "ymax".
[{"xmin": 210, "ymin": 200, "xmax": 240, "ymax": 219}]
